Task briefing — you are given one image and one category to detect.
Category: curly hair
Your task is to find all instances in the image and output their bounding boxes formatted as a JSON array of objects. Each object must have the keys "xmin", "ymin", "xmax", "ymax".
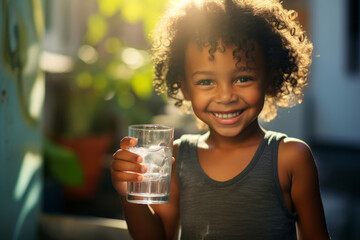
[{"xmin": 151, "ymin": 0, "xmax": 313, "ymax": 122}]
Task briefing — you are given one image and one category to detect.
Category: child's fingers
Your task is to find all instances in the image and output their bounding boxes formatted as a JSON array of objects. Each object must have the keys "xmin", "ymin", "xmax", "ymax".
[
  {"xmin": 111, "ymin": 168, "xmax": 144, "ymax": 182},
  {"xmin": 113, "ymin": 149, "xmax": 143, "ymax": 163},
  {"xmin": 111, "ymin": 148, "xmax": 146, "ymax": 183},
  {"xmin": 119, "ymin": 136, "xmax": 138, "ymax": 150},
  {"xmin": 111, "ymin": 159, "xmax": 147, "ymax": 174}
]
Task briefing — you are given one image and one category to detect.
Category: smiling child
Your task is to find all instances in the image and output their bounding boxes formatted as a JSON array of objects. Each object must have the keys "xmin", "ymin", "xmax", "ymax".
[{"xmin": 111, "ymin": 0, "xmax": 331, "ymax": 239}]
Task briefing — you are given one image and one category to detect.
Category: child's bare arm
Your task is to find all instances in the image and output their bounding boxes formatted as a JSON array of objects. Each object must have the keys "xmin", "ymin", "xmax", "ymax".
[
  {"xmin": 279, "ymin": 139, "xmax": 330, "ymax": 240},
  {"xmin": 111, "ymin": 137, "xmax": 180, "ymax": 240},
  {"xmin": 123, "ymin": 159, "xmax": 180, "ymax": 240},
  {"xmin": 151, "ymin": 157, "xmax": 180, "ymax": 240}
]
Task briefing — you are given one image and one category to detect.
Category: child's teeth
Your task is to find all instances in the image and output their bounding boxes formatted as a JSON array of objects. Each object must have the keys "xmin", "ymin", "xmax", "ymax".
[{"xmin": 214, "ymin": 112, "xmax": 240, "ymax": 119}]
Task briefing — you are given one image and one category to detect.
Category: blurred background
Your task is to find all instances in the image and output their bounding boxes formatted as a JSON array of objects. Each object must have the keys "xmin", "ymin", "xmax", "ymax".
[{"xmin": 0, "ymin": 0, "xmax": 359, "ymax": 239}]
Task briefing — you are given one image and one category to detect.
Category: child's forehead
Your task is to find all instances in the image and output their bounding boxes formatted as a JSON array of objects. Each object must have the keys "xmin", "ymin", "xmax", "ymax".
[
  {"xmin": 185, "ymin": 40, "xmax": 266, "ymax": 71},
  {"xmin": 185, "ymin": 40, "xmax": 264, "ymax": 61},
  {"xmin": 186, "ymin": 39, "xmax": 262, "ymax": 54}
]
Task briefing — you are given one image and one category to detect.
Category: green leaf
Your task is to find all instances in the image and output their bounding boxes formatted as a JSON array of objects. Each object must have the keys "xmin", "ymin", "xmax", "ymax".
[
  {"xmin": 86, "ymin": 14, "xmax": 108, "ymax": 45},
  {"xmin": 117, "ymin": 91, "xmax": 135, "ymax": 109},
  {"xmin": 121, "ymin": 0, "xmax": 144, "ymax": 23},
  {"xmin": 97, "ymin": 0, "xmax": 122, "ymax": 18},
  {"xmin": 104, "ymin": 37, "xmax": 122, "ymax": 54},
  {"xmin": 131, "ymin": 72, "xmax": 153, "ymax": 99},
  {"xmin": 44, "ymin": 139, "xmax": 84, "ymax": 186},
  {"xmin": 76, "ymin": 72, "xmax": 93, "ymax": 89}
]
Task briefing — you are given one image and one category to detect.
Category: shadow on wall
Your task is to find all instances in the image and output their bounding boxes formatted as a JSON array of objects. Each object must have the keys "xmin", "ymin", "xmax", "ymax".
[{"xmin": 0, "ymin": 0, "xmax": 45, "ymax": 239}]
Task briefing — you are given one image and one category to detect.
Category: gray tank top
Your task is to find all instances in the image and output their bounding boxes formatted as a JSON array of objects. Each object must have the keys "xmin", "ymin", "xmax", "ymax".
[{"xmin": 177, "ymin": 131, "xmax": 297, "ymax": 240}]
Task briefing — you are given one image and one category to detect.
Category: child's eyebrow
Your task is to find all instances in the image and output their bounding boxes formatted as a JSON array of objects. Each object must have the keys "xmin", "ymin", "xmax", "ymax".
[
  {"xmin": 191, "ymin": 71, "xmax": 214, "ymax": 77},
  {"xmin": 236, "ymin": 66, "xmax": 257, "ymax": 72},
  {"xmin": 191, "ymin": 68, "xmax": 258, "ymax": 78}
]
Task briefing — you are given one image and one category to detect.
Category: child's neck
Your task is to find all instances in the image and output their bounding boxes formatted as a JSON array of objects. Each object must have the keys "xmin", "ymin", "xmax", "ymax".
[{"xmin": 202, "ymin": 120, "xmax": 265, "ymax": 150}]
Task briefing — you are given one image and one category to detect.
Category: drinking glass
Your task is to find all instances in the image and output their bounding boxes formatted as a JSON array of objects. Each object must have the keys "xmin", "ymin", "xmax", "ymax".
[{"xmin": 127, "ymin": 124, "xmax": 174, "ymax": 204}]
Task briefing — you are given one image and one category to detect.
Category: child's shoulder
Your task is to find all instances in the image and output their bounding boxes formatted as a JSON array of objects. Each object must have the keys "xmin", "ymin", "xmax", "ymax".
[
  {"xmin": 279, "ymin": 137, "xmax": 312, "ymax": 158},
  {"xmin": 264, "ymin": 131, "xmax": 313, "ymax": 160},
  {"xmin": 278, "ymin": 136, "xmax": 316, "ymax": 174}
]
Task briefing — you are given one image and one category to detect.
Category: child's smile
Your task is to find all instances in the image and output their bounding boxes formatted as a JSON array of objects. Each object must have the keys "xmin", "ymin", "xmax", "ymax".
[
  {"xmin": 181, "ymin": 41, "xmax": 269, "ymax": 138},
  {"xmin": 211, "ymin": 109, "xmax": 244, "ymax": 124}
]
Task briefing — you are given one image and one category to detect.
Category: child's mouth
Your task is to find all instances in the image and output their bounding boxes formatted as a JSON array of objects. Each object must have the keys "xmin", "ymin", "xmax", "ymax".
[{"xmin": 212, "ymin": 110, "xmax": 243, "ymax": 119}]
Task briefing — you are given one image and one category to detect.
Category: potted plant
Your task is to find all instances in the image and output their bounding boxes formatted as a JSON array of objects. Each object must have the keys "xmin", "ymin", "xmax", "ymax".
[{"xmin": 45, "ymin": 0, "xmax": 169, "ymax": 199}]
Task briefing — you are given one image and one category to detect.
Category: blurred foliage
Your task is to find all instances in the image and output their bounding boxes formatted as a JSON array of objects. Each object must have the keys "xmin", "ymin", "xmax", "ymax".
[
  {"xmin": 64, "ymin": 0, "xmax": 170, "ymax": 137},
  {"xmin": 44, "ymin": 139, "xmax": 84, "ymax": 186},
  {"xmin": 93, "ymin": 0, "xmax": 167, "ymax": 41}
]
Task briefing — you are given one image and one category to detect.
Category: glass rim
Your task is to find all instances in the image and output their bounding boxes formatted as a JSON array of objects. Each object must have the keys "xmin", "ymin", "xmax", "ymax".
[{"xmin": 128, "ymin": 124, "xmax": 173, "ymax": 131}]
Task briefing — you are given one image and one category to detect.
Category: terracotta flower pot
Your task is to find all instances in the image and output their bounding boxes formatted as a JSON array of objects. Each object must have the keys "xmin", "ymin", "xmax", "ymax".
[{"xmin": 56, "ymin": 135, "xmax": 111, "ymax": 199}]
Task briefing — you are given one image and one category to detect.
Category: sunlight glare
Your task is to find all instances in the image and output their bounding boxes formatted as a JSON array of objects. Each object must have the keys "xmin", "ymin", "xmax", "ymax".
[
  {"xmin": 121, "ymin": 48, "xmax": 144, "ymax": 69},
  {"xmin": 29, "ymin": 73, "xmax": 45, "ymax": 119},
  {"xmin": 78, "ymin": 45, "xmax": 98, "ymax": 64},
  {"xmin": 40, "ymin": 51, "xmax": 74, "ymax": 73},
  {"xmin": 14, "ymin": 151, "xmax": 42, "ymax": 201}
]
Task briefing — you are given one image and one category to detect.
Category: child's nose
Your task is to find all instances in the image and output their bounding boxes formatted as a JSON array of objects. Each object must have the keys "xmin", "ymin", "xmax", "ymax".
[{"xmin": 215, "ymin": 85, "xmax": 238, "ymax": 104}]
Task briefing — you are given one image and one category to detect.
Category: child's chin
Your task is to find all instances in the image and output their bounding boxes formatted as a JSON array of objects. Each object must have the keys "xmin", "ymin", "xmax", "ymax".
[{"xmin": 213, "ymin": 128, "xmax": 242, "ymax": 138}]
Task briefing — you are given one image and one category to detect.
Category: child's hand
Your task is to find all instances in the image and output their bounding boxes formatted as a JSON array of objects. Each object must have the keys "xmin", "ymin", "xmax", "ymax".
[{"xmin": 110, "ymin": 137, "xmax": 147, "ymax": 197}]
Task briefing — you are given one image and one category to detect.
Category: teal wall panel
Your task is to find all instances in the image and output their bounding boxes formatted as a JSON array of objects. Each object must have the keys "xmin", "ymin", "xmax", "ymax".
[{"xmin": 0, "ymin": 0, "xmax": 44, "ymax": 239}]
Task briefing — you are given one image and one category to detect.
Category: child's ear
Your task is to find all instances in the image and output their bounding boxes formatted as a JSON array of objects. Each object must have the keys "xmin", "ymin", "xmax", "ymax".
[{"xmin": 180, "ymin": 79, "xmax": 191, "ymax": 100}]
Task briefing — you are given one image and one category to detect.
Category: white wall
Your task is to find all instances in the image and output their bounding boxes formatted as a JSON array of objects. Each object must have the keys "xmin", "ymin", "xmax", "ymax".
[
  {"xmin": 310, "ymin": 0, "xmax": 360, "ymax": 146},
  {"xmin": 262, "ymin": 0, "xmax": 360, "ymax": 147}
]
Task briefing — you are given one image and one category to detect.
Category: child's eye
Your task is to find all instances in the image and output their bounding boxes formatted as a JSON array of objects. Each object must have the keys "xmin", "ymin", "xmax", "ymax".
[
  {"xmin": 195, "ymin": 79, "xmax": 214, "ymax": 86},
  {"xmin": 234, "ymin": 76, "xmax": 254, "ymax": 84}
]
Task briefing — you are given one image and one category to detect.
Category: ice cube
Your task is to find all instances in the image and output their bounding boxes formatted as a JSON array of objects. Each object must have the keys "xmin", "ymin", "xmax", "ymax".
[
  {"xmin": 146, "ymin": 147, "xmax": 165, "ymax": 165},
  {"xmin": 131, "ymin": 146, "xmax": 170, "ymax": 174},
  {"xmin": 129, "ymin": 147, "xmax": 149, "ymax": 158}
]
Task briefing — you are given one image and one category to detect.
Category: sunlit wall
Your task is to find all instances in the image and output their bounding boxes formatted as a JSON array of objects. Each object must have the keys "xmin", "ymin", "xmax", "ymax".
[{"xmin": 0, "ymin": 0, "xmax": 44, "ymax": 239}]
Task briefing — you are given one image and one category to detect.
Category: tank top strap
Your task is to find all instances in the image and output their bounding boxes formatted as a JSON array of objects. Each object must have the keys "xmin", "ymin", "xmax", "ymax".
[
  {"xmin": 264, "ymin": 130, "xmax": 288, "ymax": 146},
  {"xmin": 177, "ymin": 134, "xmax": 200, "ymax": 158},
  {"xmin": 179, "ymin": 134, "xmax": 200, "ymax": 148},
  {"xmin": 264, "ymin": 130, "xmax": 288, "ymax": 189},
  {"xmin": 176, "ymin": 134, "xmax": 201, "ymax": 177}
]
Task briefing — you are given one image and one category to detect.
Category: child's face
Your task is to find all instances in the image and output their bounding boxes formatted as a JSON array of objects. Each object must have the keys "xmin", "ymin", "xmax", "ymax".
[{"xmin": 181, "ymin": 41, "xmax": 269, "ymax": 138}]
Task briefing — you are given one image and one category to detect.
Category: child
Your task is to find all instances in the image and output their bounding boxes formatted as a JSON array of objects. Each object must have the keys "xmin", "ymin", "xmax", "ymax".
[{"xmin": 111, "ymin": 0, "xmax": 330, "ymax": 239}]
